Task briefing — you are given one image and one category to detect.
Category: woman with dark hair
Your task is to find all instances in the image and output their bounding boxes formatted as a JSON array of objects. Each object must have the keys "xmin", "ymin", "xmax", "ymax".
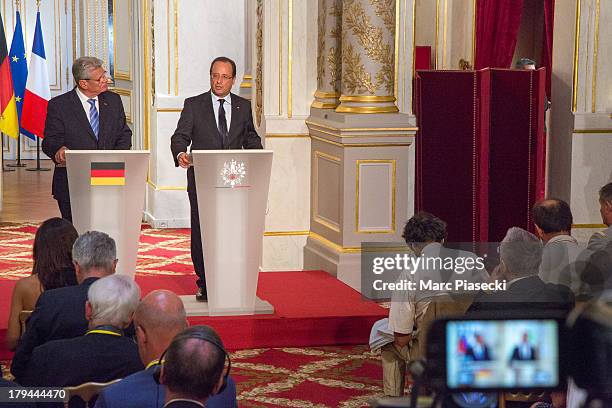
[{"xmin": 5, "ymin": 218, "xmax": 78, "ymax": 350}]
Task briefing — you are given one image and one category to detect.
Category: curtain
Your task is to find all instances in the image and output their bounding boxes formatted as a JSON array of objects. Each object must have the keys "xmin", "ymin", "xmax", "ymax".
[
  {"xmin": 475, "ymin": 0, "xmax": 524, "ymax": 70},
  {"xmin": 540, "ymin": 0, "xmax": 555, "ymax": 99}
]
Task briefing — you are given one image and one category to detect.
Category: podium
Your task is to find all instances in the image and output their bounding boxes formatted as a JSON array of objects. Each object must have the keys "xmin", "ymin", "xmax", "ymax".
[
  {"xmin": 66, "ymin": 150, "xmax": 149, "ymax": 278},
  {"xmin": 188, "ymin": 150, "xmax": 273, "ymax": 316}
]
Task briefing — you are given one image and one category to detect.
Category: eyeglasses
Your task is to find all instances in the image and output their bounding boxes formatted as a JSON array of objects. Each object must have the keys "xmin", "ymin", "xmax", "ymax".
[
  {"xmin": 84, "ymin": 72, "xmax": 110, "ymax": 83},
  {"xmin": 210, "ymin": 73, "xmax": 233, "ymax": 81}
]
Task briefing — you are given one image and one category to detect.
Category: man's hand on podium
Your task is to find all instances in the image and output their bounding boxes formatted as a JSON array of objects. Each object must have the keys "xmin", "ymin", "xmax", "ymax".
[
  {"xmin": 54, "ymin": 146, "xmax": 68, "ymax": 165},
  {"xmin": 178, "ymin": 152, "xmax": 192, "ymax": 168}
]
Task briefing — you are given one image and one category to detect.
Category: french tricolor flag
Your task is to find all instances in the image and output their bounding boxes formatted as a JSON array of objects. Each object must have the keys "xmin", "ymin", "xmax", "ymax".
[{"xmin": 21, "ymin": 11, "xmax": 50, "ymax": 138}]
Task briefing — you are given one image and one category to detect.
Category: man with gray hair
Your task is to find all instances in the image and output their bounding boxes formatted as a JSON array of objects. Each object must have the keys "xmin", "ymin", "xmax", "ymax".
[
  {"xmin": 11, "ymin": 231, "xmax": 118, "ymax": 382},
  {"xmin": 21, "ymin": 275, "xmax": 143, "ymax": 387},
  {"xmin": 468, "ymin": 227, "xmax": 574, "ymax": 315},
  {"xmin": 588, "ymin": 182, "xmax": 612, "ymax": 251},
  {"xmin": 42, "ymin": 56, "xmax": 132, "ymax": 221},
  {"xmin": 95, "ymin": 290, "xmax": 237, "ymax": 407}
]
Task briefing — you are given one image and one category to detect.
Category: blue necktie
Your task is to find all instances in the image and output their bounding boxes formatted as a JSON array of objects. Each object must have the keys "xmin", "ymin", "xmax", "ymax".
[
  {"xmin": 218, "ymin": 99, "xmax": 229, "ymax": 148},
  {"xmin": 88, "ymin": 99, "xmax": 99, "ymax": 139}
]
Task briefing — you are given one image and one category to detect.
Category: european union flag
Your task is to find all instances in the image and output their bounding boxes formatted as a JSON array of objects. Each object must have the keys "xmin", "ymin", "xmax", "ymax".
[{"xmin": 9, "ymin": 11, "xmax": 35, "ymax": 140}]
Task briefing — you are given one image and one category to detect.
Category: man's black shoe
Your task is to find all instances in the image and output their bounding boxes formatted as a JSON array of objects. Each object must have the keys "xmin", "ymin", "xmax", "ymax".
[{"xmin": 196, "ymin": 287, "xmax": 208, "ymax": 302}]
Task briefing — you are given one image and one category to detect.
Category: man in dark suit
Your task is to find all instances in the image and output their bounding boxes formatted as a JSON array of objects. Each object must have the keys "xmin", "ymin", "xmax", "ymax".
[
  {"xmin": 468, "ymin": 227, "xmax": 575, "ymax": 316},
  {"xmin": 170, "ymin": 56, "xmax": 263, "ymax": 301},
  {"xmin": 159, "ymin": 326, "xmax": 228, "ymax": 408},
  {"xmin": 510, "ymin": 332, "xmax": 537, "ymax": 361},
  {"xmin": 42, "ymin": 56, "xmax": 132, "ymax": 222},
  {"xmin": 465, "ymin": 334, "xmax": 492, "ymax": 361},
  {"xmin": 20, "ymin": 275, "xmax": 143, "ymax": 401},
  {"xmin": 11, "ymin": 231, "xmax": 117, "ymax": 383},
  {"xmin": 94, "ymin": 290, "xmax": 237, "ymax": 408}
]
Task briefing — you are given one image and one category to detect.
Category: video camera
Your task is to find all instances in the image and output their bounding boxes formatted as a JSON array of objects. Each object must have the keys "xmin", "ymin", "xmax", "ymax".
[{"xmin": 372, "ymin": 293, "xmax": 612, "ymax": 408}]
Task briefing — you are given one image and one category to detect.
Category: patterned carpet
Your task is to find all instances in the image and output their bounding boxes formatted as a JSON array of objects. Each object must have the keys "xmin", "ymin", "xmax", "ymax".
[
  {"xmin": 0, "ymin": 223, "xmax": 387, "ymax": 406},
  {"xmin": 0, "ymin": 222, "xmax": 195, "ymax": 280},
  {"xmin": 2, "ymin": 345, "xmax": 385, "ymax": 407}
]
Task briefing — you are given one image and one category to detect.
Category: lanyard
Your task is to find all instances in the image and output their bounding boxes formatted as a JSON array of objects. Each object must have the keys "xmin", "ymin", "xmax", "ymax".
[{"xmin": 85, "ymin": 325, "xmax": 123, "ymax": 337}]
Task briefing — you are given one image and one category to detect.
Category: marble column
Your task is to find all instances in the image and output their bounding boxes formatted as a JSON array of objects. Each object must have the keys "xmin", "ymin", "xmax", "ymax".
[
  {"xmin": 336, "ymin": 0, "xmax": 398, "ymax": 113},
  {"xmin": 312, "ymin": 0, "xmax": 342, "ymax": 109}
]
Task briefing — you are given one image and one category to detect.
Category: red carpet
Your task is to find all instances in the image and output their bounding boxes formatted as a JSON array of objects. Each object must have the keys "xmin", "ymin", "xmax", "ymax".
[{"xmin": 0, "ymin": 223, "xmax": 387, "ymax": 359}]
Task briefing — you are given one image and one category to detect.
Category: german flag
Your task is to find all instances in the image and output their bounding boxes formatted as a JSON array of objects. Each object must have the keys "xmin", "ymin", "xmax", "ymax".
[
  {"xmin": 90, "ymin": 162, "xmax": 126, "ymax": 186},
  {"xmin": 0, "ymin": 10, "xmax": 19, "ymax": 139}
]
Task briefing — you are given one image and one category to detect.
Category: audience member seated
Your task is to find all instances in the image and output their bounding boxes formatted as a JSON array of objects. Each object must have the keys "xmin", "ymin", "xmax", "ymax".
[
  {"xmin": 580, "ymin": 242, "xmax": 612, "ymax": 296},
  {"xmin": 11, "ymin": 230, "xmax": 117, "ymax": 382},
  {"xmin": 533, "ymin": 199, "xmax": 582, "ymax": 293},
  {"xmin": 468, "ymin": 227, "xmax": 575, "ymax": 316},
  {"xmin": 158, "ymin": 326, "xmax": 229, "ymax": 408},
  {"xmin": 95, "ymin": 290, "xmax": 237, "ymax": 408},
  {"xmin": 382, "ymin": 212, "xmax": 486, "ymax": 397},
  {"xmin": 20, "ymin": 275, "xmax": 143, "ymax": 391},
  {"xmin": 6, "ymin": 218, "xmax": 78, "ymax": 351},
  {"xmin": 588, "ymin": 182, "xmax": 612, "ymax": 251}
]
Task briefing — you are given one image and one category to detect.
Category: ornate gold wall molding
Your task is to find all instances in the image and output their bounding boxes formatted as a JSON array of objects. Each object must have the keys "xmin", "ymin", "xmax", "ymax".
[{"xmin": 254, "ymin": 0, "xmax": 263, "ymax": 127}]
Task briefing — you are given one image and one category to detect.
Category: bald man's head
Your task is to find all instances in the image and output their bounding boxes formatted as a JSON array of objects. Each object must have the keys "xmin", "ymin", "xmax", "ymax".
[{"xmin": 134, "ymin": 290, "xmax": 188, "ymax": 365}]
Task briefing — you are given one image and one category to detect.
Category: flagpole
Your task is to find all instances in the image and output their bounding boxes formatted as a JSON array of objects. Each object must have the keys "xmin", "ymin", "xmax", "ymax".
[
  {"xmin": 6, "ymin": 134, "xmax": 26, "ymax": 167},
  {"xmin": 25, "ymin": 137, "xmax": 49, "ymax": 172},
  {"xmin": 1, "ymin": 135, "xmax": 16, "ymax": 172}
]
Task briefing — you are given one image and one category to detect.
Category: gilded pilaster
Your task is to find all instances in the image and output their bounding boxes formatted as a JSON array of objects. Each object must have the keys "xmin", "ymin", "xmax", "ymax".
[
  {"xmin": 336, "ymin": 0, "xmax": 398, "ymax": 113},
  {"xmin": 312, "ymin": 0, "xmax": 343, "ymax": 109},
  {"xmin": 240, "ymin": 0, "xmax": 254, "ymax": 99}
]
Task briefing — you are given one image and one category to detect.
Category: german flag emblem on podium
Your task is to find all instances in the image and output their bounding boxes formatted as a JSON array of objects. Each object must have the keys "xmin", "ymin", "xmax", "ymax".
[{"xmin": 90, "ymin": 162, "xmax": 126, "ymax": 186}]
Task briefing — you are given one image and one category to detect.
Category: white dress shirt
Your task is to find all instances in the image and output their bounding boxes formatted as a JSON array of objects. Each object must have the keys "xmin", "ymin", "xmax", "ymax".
[
  {"xmin": 211, "ymin": 91, "xmax": 232, "ymax": 131},
  {"xmin": 75, "ymin": 87, "xmax": 99, "ymax": 122}
]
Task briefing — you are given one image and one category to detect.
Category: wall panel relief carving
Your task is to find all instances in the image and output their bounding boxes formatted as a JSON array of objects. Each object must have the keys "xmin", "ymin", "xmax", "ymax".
[
  {"xmin": 337, "ymin": 0, "xmax": 397, "ymax": 113},
  {"xmin": 312, "ymin": 0, "xmax": 342, "ymax": 109}
]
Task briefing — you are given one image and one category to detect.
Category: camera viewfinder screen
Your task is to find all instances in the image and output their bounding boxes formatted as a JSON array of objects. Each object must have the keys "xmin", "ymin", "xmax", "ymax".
[{"xmin": 446, "ymin": 320, "xmax": 559, "ymax": 389}]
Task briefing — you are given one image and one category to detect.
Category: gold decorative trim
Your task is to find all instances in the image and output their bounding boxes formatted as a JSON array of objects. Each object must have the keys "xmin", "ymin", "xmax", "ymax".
[
  {"xmin": 287, "ymin": 0, "xmax": 292, "ymax": 118},
  {"xmin": 314, "ymin": 90, "xmax": 341, "ymax": 98},
  {"xmin": 591, "ymin": 0, "xmax": 599, "ymax": 113},
  {"xmin": 166, "ymin": 0, "xmax": 170, "ymax": 93},
  {"xmin": 572, "ymin": 0, "xmax": 581, "ymax": 112},
  {"xmin": 573, "ymin": 129, "xmax": 612, "ymax": 134},
  {"xmin": 335, "ymin": 105, "xmax": 399, "ymax": 114},
  {"xmin": 278, "ymin": 1, "xmax": 282, "ymax": 115},
  {"xmin": 313, "ymin": 150, "xmax": 341, "ymax": 233},
  {"xmin": 264, "ymin": 230, "xmax": 310, "ymax": 237},
  {"xmin": 309, "ymin": 231, "xmax": 360, "ymax": 253},
  {"xmin": 572, "ymin": 223, "xmax": 606, "ymax": 229},
  {"xmin": 147, "ymin": 180, "xmax": 187, "ymax": 191},
  {"xmin": 305, "ymin": 119, "xmax": 418, "ymax": 132},
  {"xmin": 311, "ymin": 101, "xmax": 339, "ymax": 109},
  {"xmin": 72, "ymin": 0, "xmax": 76, "ymax": 61},
  {"xmin": 355, "ymin": 159, "xmax": 396, "ymax": 234},
  {"xmin": 408, "ymin": 0, "xmax": 415, "ymax": 112},
  {"xmin": 240, "ymin": 82, "xmax": 253, "ymax": 89},
  {"xmin": 243, "ymin": 74, "xmax": 253, "ymax": 80},
  {"xmin": 115, "ymin": 72, "xmax": 130, "ymax": 81},
  {"xmin": 110, "ymin": 87, "xmax": 131, "ymax": 97},
  {"xmin": 266, "ymin": 133, "xmax": 310, "ymax": 138},
  {"xmin": 339, "ymin": 95, "xmax": 396, "ymax": 102},
  {"xmin": 311, "ymin": 135, "xmax": 411, "ymax": 148},
  {"xmin": 173, "ymin": 0, "xmax": 178, "ymax": 96},
  {"xmin": 394, "ymin": 0, "xmax": 399, "ymax": 100},
  {"xmin": 143, "ymin": 0, "xmax": 151, "ymax": 150},
  {"xmin": 471, "ymin": 0, "xmax": 476, "ymax": 64},
  {"xmin": 156, "ymin": 107, "xmax": 182, "ymax": 112},
  {"xmin": 434, "ymin": 0, "xmax": 439, "ymax": 69},
  {"xmin": 442, "ymin": 0, "xmax": 448, "ymax": 68}
]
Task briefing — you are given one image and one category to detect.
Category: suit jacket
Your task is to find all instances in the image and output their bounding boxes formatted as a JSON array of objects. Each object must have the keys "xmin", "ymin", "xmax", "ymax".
[
  {"xmin": 510, "ymin": 344, "xmax": 537, "ymax": 361},
  {"xmin": 467, "ymin": 275, "xmax": 575, "ymax": 316},
  {"xmin": 41, "ymin": 89, "xmax": 132, "ymax": 202},
  {"xmin": 465, "ymin": 344, "xmax": 491, "ymax": 361},
  {"xmin": 94, "ymin": 366, "xmax": 237, "ymax": 408},
  {"xmin": 169, "ymin": 91, "xmax": 262, "ymax": 192},
  {"xmin": 587, "ymin": 225, "xmax": 612, "ymax": 252},
  {"xmin": 20, "ymin": 332, "xmax": 143, "ymax": 387},
  {"xmin": 11, "ymin": 277, "xmax": 99, "ymax": 382}
]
